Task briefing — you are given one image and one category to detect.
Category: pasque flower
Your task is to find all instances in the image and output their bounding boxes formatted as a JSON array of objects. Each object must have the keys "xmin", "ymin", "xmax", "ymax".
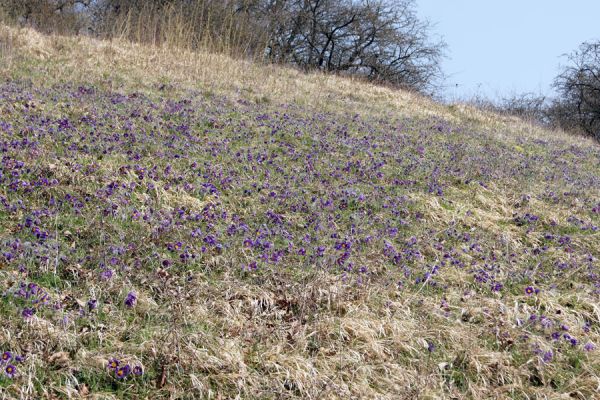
[
  {"xmin": 124, "ymin": 292, "xmax": 137, "ymax": 308},
  {"xmin": 108, "ymin": 358, "xmax": 120, "ymax": 370},
  {"xmin": 1, "ymin": 351, "xmax": 11, "ymax": 363},
  {"xmin": 116, "ymin": 364, "xmax": 131, "ymax": 379},
  {"xmin": 4, "ymin": 364, "xmax": 16, "ymax": 378}
]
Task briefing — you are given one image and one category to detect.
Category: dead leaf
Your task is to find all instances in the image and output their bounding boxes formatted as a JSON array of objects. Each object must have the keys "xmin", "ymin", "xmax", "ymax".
[
  {"xmin": 48, "ymin": 351, "xmax": 70, "ymax": 368},
  {"xmin": 77, "ymin": 383, "xmax": 90, "ymax": 397}
]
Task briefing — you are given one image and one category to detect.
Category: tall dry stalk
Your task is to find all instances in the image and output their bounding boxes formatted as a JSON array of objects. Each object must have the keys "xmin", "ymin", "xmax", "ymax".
[
  {"xmin": 106, "ymin": 1, "xmax": 269, "ymax": 63},
  {"xmin": 0, "ymin": 24, "xmax": 16, "ymax": 69}
]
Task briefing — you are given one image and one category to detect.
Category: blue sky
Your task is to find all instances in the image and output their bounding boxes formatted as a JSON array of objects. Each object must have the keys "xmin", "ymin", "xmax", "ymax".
[{"xmin": 416, "ymin": 1, "xmax": 600, "ymax": 100}]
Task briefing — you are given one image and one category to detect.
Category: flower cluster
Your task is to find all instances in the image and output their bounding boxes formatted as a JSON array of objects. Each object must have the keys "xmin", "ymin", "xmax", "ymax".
[
  {"xmin": 513, "ymin": 213, "xmax": 539, "ymax": 226},
  {"xmin": 525, "ymin": 286, "xmax": 539, "ymax": 296},
  {"xmin": 107, "ymin": 358, "xmax": 143, "ymax": 380},
  {"xmin": 6, "ymin": 281, "xmax": 54, "ymax": 320},
  {"xmin": 1, "ymin": 351, "xmax": 25, "ymax": 379}
]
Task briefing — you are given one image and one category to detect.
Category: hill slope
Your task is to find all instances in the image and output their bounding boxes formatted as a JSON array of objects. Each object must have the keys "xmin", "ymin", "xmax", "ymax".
[{"xmin": 1, "ymin": 26, "xmax": 600, "ymax": 399}]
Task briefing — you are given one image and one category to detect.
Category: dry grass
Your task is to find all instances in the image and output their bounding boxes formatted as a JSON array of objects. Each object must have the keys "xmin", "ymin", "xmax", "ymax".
[
  {"xmin": 1, "ymin": 24, "xmax": 594, "ymax": 149},
  {"xmin": 0, "ymin": 23, "xmax": 599, "ymax": 400}
]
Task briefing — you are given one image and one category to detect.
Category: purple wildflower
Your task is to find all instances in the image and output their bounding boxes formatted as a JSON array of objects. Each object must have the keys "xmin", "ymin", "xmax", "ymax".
[
  {"xmin": 100, "ymin": 268, "xmax": 114, "ymax": 280},
  {"xmin": 108, "ymin": 358, "xmax": 120, "ymax": 370},
  {"xmin": 4, "ymin": 364, "xmax": 16, "ymax": 378},
  {"xmin": 124, "ymin": 292, "xmax": 137, "ymax": 308},
  {"xmin": 427, "ymin": 341, "xmax": 435, "ymax": 352},
  {"xmin": 525, "ymin": 286, "xmax": 535, "ymax": 295},
  {"xmin": 1, "ymin": 351, "xmax": 11, "ymax": 363},
  {"xmin": 87, "ymin": 299, "xmax": 97, "ymax": 311},
  {"xmin": 584, "ymin": 342, "xmax": 595, "ymax": 352},
  {"xmin": 115, "ymin": 365, "xmax": 131, "ymax": 379}
]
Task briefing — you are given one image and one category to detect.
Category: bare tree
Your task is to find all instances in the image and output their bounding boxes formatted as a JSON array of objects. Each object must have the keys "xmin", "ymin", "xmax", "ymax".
[
  {"xmin": 0, "ymin": 0, "xmax": 91, "ymax": 33},
  {"xmin": 263, "ymin": 0, "xmax": 445, "ymax": 93},
  {"xmin": 498, "ymin": 92, "xmax": 549, "ymax": 123},
  {"xmin": 552, "ymin": 41, "xmax": 600, "ymax": 140}
]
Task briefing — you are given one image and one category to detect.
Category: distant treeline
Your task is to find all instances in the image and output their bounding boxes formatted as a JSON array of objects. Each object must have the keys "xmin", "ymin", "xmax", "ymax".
[
  {"xmin": 469, "ymin": 41, "xmax": 600, "ymax": 142},
  {"xmin": 0, "ymin": 0, "xmax": 445, "ymax": 93}
]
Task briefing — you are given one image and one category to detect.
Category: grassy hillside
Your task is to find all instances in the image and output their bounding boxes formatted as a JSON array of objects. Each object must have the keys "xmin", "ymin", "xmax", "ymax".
[{"xmin": 1, "ymin": 25, "xmax": 599, "ymax": 399}]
